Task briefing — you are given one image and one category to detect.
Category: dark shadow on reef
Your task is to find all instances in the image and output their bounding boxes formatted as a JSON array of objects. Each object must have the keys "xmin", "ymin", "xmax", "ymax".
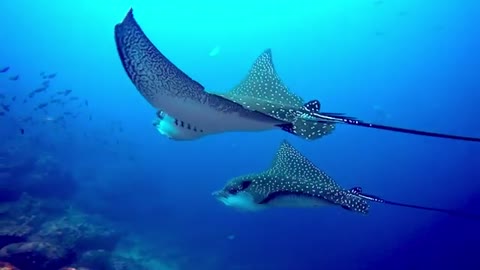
[
  {"xmin": 0, "ymin": 142, "xmax": 152, "ymax": 270},
  {"xmin": 0, "ymin": 143, "xmax": 77, "ymax": 202},
  {"xmin": 0, "ymin": 194, "xmax": 145, "ymax": 270}
]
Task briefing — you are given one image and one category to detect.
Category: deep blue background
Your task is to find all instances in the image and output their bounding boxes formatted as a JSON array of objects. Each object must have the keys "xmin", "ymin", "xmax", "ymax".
[{"xmin": 1, "ymin": 0, "xmax": 479, "ymax": 269}]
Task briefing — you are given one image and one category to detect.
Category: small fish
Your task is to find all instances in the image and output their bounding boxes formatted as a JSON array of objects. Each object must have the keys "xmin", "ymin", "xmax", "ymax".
[
  {"xmin": 84, "ymin": 100, "xmax": 89, "ymax": 106},
  {"xmin": 69, "ymin": 96, "xmax": 79, "ymax": 101},
  {"xmin": 209, "ymin": 45, "xmax": 221, "ymax": 57},
  {"xmin": 35, "ymin": 103, "xmax": 48, "ymax": 110},
  {"xmin": 55, "ymin": 90, "xmax": 63, "ymax": 95},
  {"xmin": 43, "ymin": 116, "xmax": 56, "ymax": 122},
  {"xmin": 0, "ymin": 112, "xmax": 4, "ymax": 116},
  {"xmin": 89, "ymin": 115, "xmax": 92, "ymax": 121},
  {"xmin": 8, "ymin": 75, "xmax": 19, "ymax": 81},
  {"xmin": 11, "ymin": 96, "xmax": 16, "ymax": 101},
  {"xmin": 214, "ymin": 141, "xmax": 480, "ymax": 220},
  {"xmin": 57, "ymin": 89, "xmax": 72, "ymax": 96},
  {"xmin": 47, "ymin": 73, "xmax": 57, "ymax": 79},
  {"xmin": 0, "ymin": 94, "xmax": 5, "ymax": 99},
  {"xmin": 1, "ymin": 104, "xmax": 10, "ymax": 112},
  {"xmin": 0, "ymin": 67, "xmax": 10, "ymax": 73},
  {"xmin": 42, "ymin": 80, "xmax": 50, "ymax": 87},
  {"xmin": 22, "ymin": 116, "xmax": 32, "ymax": 122},
  {"xmin": 50, "ymin": 99, "xmax": 62, "ymax": 104},
  {"xmin": 34, "ymin": 87, "xmax": 47, "ymax": 94},
  {"xmin": 20, "ymin": 128, "xmax": 24, "ymax": 135}
]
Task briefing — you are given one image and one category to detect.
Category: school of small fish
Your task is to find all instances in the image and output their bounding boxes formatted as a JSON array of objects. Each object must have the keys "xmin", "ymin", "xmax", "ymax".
[{"xmin": 0, "ymin": 66, "xmax": 92, "ymax": 133}]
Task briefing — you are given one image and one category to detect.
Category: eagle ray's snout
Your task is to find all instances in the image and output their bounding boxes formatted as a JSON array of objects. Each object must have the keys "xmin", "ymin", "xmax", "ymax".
[{"xmin": 212, "ymin": 190, "xmax": 226, "ymax": 199}]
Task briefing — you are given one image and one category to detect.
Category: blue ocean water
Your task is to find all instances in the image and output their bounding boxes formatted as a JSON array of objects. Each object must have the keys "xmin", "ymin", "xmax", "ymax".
[{"xmin": 0, "ymin": 0, "xmax": 479, "ymax": 269}]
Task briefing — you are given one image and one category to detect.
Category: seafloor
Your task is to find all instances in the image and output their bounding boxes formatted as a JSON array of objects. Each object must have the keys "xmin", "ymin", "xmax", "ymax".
[{"xmin": 0, "ymin": 140, "xmax": 183, "ymax": 270}]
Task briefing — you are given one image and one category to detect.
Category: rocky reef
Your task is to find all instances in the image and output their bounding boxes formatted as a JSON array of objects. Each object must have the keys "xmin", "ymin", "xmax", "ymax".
[
  {"xmin": 0, "ymin": 194, "xmax": 158, "ymax": 270},
  {"xmin": 0, "ymin": 139, "xmax": 182, "ymax": 270},
  {"xmin": 0, "ymin": 261, "xmax": 20, "ymax": 270},
  {"xmin": 0, "ymin": 141, "xmax": 77, "ymax": 203},
  {"xmin": 0, "ymin": 145, "xmax": 158, "ymax": 270}
]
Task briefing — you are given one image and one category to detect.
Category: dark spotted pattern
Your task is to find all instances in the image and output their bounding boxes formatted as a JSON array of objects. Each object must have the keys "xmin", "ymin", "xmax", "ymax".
[
  {"xmin": 221, "ymin": 140, "xmax": 370, "ymax": 214},
  {"xmin": 114, "ymin": 9, "xmax": 290, "ymax": 131},
  {"xmin": 303, "ymin": 100, "xmax": 320, "ymax": 112},
  {"xmin": 114, "ymin": 9, "xmax": 206, "ymax": 107}
]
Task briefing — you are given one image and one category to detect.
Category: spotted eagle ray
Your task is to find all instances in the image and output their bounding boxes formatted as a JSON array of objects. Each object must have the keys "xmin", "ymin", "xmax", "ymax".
[
  {"xmin": 213, "ymin": 140, "xmax": 480, "ymax": 220},
  {"xmin": 217, "ymin": 50, "xmax": 480, "ymax": 142},
  {"xmin": 212, "ymin": 49, "xmax": 335, "ymax": 140},
  {"xmin": 115, "ymin": 8, "xmax": 480, "ymax": 143},
  {"xmin": 115, "ymin": 9, "xmax": 298, "ymax": 141}
]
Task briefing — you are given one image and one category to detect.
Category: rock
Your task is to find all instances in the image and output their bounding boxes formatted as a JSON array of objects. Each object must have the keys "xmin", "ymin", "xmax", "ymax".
[
  {"xmin": 65, "ymin": 250, "xmax": 149, "ymax": 270},
  {"xmin": 0, "ymin": 147, "xmax": 77, "ymax": 201},
  {"xmin": 0, "ymin": 194, "xmax": 59, "ymax": 230},
  {"xmin": 76, "ymin": 249, "xmax": 112, "ymax": 270},
  {"xmin": 0, "ymin": 241, "xmax": 75, "ymax": 270},
  {"xmin": 0, "ymin": 261, "xmax": 20, "ymax": 270},
  {"xmin": 23, "ymin": 168, "xmax": 77, "ymax": 200},
  {"xmin": 0, "ymin": 204, "xmax": 10, "ymax": 215},
  {"xmin": 110, "ymin": 256, "xmax": 148, "ymax": 270},
  {"xmin": 0, "ymin": 221, "xmax": 32, "ymax": 248},
  {"xmin": 75, "ymin": 225, "xmax": 121, "ymax": 252},
  {"xmin": 30, "ymin": 213, "xmax": 122, "ymax": 253}
]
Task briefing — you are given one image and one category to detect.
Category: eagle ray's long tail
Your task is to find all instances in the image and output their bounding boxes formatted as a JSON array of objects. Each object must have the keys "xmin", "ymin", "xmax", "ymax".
[
  {"xmin": 317, "ymin": 112, "xmax": 480, "ymax": 142},
  {"xmin": 295, "ymin": 99, "xmax": 480, "ymax": 142},
  {"xmin": 349, "ymin": 187, "xmax": 480, "ymax": 220}
]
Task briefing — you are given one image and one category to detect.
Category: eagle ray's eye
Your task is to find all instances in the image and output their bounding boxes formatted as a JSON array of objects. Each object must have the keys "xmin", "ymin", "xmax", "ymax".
[{"xmin": 240, "ymin": 180, "xmax": 252, "ymax": 190}]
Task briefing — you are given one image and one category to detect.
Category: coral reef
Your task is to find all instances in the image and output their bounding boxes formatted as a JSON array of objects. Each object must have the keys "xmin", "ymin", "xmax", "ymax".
[
  {"xmin": 0, "ymin": 143, "xmax": 77, "ymax": 203},
  {"xmin": 0, "ymin": 195, "xmax": 133, "ymax": 270},
  {"xmin": 30, "ymin": 212, "xmax": 122, "ymax": 253},
  {"xmin": 0, "ymin": 261, "xmax": 20, "ymax": 270},
  {"xmin": 0, "ymin": 142, "xmax": 177, "ymax": 270},
  {"xmin": 109, "ymin": 255, "xmax": 149, "ymax": 270},
  {"xmin": 0, "ymin": 241, "xmax": 74, "ymax": 270},
  {"xmin": 0, "ymin": 221, "xmax": 32, "ymax": 248}
]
